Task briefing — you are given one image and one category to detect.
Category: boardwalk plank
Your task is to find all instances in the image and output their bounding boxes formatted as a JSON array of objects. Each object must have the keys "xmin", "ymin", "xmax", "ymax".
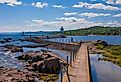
[{"xmin": 63, "ymin": 44, "xmax": 91, "ymax": 82}]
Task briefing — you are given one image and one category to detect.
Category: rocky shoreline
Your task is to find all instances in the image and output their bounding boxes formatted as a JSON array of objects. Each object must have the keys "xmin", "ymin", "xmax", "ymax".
[
  {"xmin": 16, "ymin": 50, "xmax": 65, "ymax": 74},
  {"xmin": 0, "ymin": 44, "xmax": 66, "ymax": 82},
  {"xmin": 0, "ymin": 66, "xmax": 38, "ymax": 82},
  {"xmin": 4, "ymin": 45, "xmax": 23, "ymax": 53},
  {"xmin": 82, "ymin": 40, "xmax": 108, "ymax": 54},
  {"xmin": 0, "ymin": 37, "xmax": 110, "ymax": 82}
]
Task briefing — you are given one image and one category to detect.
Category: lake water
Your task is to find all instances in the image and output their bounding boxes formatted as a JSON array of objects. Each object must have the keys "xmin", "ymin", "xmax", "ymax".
[
  {"xmin": 90, "ymin": 54, "xmax": 121, "ymax": 82},
  {"xmin": 0, "ymin": 34, "xmax": 121, "ymax": 82},
  {"xmin": 47, "ymin": 36, "xmax": 121, "ymax": 45}
]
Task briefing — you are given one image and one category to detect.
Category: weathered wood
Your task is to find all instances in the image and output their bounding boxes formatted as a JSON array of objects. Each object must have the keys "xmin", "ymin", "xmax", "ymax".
[{"xmin": 63, "ymin": 44, "xmax": 91, "ymax": 82}]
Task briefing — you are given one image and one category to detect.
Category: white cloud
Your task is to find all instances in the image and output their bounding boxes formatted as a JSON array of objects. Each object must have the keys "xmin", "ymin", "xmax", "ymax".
[
  {"xmin": 72, "ymin": 2, "xmax": 90, "ymax": 8},
  {"xmin": 79, "ymin": 12, "xmax": 111, "ymax": 18},
  {"xmin": 106, "ymin": 0, "xmax": 121, "ymax": 5},
  {"xmin": 26, "ymin": 17, "xmax": 99, "ymax": 30},
  {"xmin": 116, "ymin": 0, "xmax": 121, "ymax": 4},
  {"xmin": 28, "ymin": 17, "xmax": 121, "ymax": 30},
  {"xmin": 52, "ymin": 5, "xmax": 67, "ymax": 9},
  {"xmin": 113, "ymin": 13, "xmax": 121, "ymax": 17},
  {"xmin": 0, "ymin": 0, "xmax": 22, "ymax": 6},
  {"xmin": 106, "ymin": 0, "xmax": 115, "ymax": 4},
  {"xmin": 1, "ymin": 20, "xmax": 120, "ymax": 32},
  {"xmin": 105, "ymin": 21, "xmax": 121, "ymax": 26},
  {"xmin": 72, "ymin": 2, "xmax": 120, "ymax": 10},
  {"xmin": 91, "ymin": 0, "xmax": 96, "ymax": 1},
  {"xmin": 56, "ymin": 17, "xmax": 87, "ymax": 22},
  {"xmin": 32, "ymin": 2, "xmax": 48, "ymax": 8},
  {"xmin": 3, "ymin": 18, "xmax": 120, "ymax": 32},
  {"xmin": 64, "ymin": 12, "xmax": 78, "ymax": 16}
]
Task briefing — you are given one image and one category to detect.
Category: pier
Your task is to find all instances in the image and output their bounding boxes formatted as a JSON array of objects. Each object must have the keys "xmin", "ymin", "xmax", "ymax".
[
  {"xmin": 24, "ymin": 37, "xmax": 80, "ymax": 51},
  {"xmin": 63, "ymin": 44, "xmax": 91, "ymax": 82}
]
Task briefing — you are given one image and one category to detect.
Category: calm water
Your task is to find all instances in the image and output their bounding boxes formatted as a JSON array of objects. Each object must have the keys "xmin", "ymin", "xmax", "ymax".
[
  {"xmin": 47, "ymin": 36, "xmax": 121, "ymax": 45},
  {"xmin": 90, "ymin": 54, "xmax": 121, "ymax": 82}
]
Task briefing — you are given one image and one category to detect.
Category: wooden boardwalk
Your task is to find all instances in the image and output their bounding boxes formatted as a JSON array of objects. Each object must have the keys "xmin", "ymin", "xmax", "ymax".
[{"xmin": 63, "ymin": 44, "xmax": 91, "ymax": 82}]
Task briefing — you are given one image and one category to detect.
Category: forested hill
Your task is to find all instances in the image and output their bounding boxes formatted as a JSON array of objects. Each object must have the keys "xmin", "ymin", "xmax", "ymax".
[{"xmin": 64, "ymin": 26, "xmax": 121, "ymax": 36}]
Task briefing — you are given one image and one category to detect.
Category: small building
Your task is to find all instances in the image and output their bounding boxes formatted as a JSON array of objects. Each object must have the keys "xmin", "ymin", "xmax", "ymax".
[{"xmin": 60, "ymin": 26, "xmax": 64, "ymax": 35}]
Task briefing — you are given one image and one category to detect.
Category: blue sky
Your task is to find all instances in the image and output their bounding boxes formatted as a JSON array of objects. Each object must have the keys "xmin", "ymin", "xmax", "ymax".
[{"xmin": 0, "ymin": 0, "xmax": 121, "ymax": 32}]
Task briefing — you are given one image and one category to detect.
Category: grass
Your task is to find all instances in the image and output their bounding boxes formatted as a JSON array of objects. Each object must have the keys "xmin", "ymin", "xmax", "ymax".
[
  {"xmin": 39, "ymin": 73, "xmax": 59, "ymax": 82},
  {"xmin": 97, "ymin": 44, "xmax": 121, "ymax": 67}
]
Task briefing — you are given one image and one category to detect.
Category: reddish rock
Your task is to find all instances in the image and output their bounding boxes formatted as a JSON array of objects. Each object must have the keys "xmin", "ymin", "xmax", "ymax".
[
  {"xmin": 4, "ymin": 45, "xmax": 23, "ymax": 52},
  {"xmin": 0, "ymin": 67, "xmax": 38, "ymax": 82}
]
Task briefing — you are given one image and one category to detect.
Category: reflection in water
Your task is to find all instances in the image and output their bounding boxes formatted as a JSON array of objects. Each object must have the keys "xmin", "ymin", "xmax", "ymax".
[{"xmin": 90, "ymin": 54, "xmax": 121, "ymax": 82}]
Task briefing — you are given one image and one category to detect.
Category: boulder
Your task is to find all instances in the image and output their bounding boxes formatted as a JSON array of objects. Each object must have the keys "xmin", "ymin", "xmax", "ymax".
[
  {"xmin": 5, "ymin": 45, "xmax": 23, "ymax": 53},
  {"xmin": 17, "ymin": 51, "xmax": 61, "ymax": 74},
  {"xmin": 41, "ymin": 54, "xmax": 51, "ymax": 59},
  {"xmin": 17, "ymin": 54, "xmax": 32, "ymax": 61},
  {"xmin": 93, "ymin": 40, "xmax": 108, "ymax": 46},
  {"xmin": 44, "ymin": 57, "xmax": 60, "ymax": 74},
  {"xmin": 36, "ymin": 57, "xmax": 60, "ymax": 74},
  {"xmin": 0, "ymin": 40, "xmax": 6, "ymax": 43},
  {"xmin": 31, "ymin": 61, "xmax": 43, "ymax": 71}
]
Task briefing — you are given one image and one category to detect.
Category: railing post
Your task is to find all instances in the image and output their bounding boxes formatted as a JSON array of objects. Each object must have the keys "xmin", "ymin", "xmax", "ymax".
[
  {"xmin": 66, "ymin": 56, "xmax": 70, "ymax": 82},
  {"xmin": 60, "ymin": 64, "xmax": 63, "ymax": 82},
  {"xmin": 67, "ymin": 56, "xmax": 69, "ymax": 73},
  {"xmin": 70, "ymin": 51, "xmax": 72, "ymax": 66},
  {"xmin": 72, "ymin": 47, "xmax": 75, "ymax": 62}
]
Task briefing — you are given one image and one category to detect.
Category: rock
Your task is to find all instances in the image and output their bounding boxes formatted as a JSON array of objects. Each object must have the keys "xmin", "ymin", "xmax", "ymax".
[
  {"xmin": 32, "ymin": 57, "xmax": 60, "ymax": 74},
  {"xmin": 4, "ymin": 45, "xmax": 23, "ymax": 53},
  {"xmin": 17, "ymin": 51, "xmax": 62, "ymax": 74},
  {"xmin": 17, "ymin": 52, "xmax": 44, "ymax": 62},
  {"xmin": 27, "ymin": 67, "xmax": 35, "ymax": 71},
  {"xmin": 32, "ymin": 55, "xmax": 43, "ymax": 62},
  {"xmin": 16, "ymin": 54, "xmax": 31, "ymax": 61},
  {"xmin": 86, "ymin": 40, "xmax": 108, "ymax": 54},
  {"xmin": 93, "ymin": 40, "xmax": 108, "ymax": 46},
  {"xmin": 30, "ymin": 57, "xmax": 60, "ymax": 74},
  {"xmin": 2, "ymin": 38, "xmax": 12, "ymax": 43},
  {"xmin": 0, "ymin": 67, "xmax": 38, "ymax": 82},
  {"xmin": 3, "ymin": 48, "xmax": 9, "ymax": 51},
  {"xmin": 0, "ymin": 66, "xmax": 4, "ymax": 68},
  {"xmin": 41, "ymin": 54, "xmax": 51, "ymax": 59},
  {"xmin": 0, "ymin": 40, "xmax": 6, "ymax": 43},
  {"xmin": 31, "ymin": 61, "xmax": 43, "ymax": 71},
  {"xmin": 43, "ymin": 57, "xmax": 60, "ymax": 74}
]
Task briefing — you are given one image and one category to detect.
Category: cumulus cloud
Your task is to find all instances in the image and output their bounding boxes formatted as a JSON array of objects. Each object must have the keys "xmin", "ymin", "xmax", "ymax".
[
  {"xmin": 113, "ymin": 13, "xmax": 121, "ymax": 17},
  {"xmin": 106, "ymin": 0, "xmax": 115, "ymax": 4},
  {"xmin": 56, "ymin": 17, "xmax": 87, "ymax": 22},
  {"xmin": 72, "ymin": 2, "xmax": 120, "ymax": 10},
  {"xmin": 64, "ymin": 12, "xmax": 78, "ymax": 16},
  {"xmin": 106, "ymin": 0, "xmax": 121, "ymax": 5},
  {"xmin": 52, "ymin": 5, "xmax": 67, "ymax": 9},
  {"xmin": 116, "ymin": 0, "xmax": 121, "ymax": 4},
  {"xmin": 0, "ymin": 0, "xmax": 22, "ymax": 6},
  {"xmin": 105, "ymin": 21, "xmax": 121, "ymax": 26},
  {"xmin": 91, "ymin": 0, "xmax": 96, "ymax": 1},
  {"xmin": 79, "ymin": 12, "xmax": 111, "ymax": 18},
  {"xmin": 32, "ymin": 2, "xmax": 48, "ymax": 8},
  {"xmin": 26, "ymin": 17, "xmax": 104, "ymax": 30}
]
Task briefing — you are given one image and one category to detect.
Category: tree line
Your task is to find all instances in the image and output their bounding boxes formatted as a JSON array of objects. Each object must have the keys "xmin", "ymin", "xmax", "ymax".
[{"xmin": 64, "ymin": 26, "xmax": 121, "ymax": 36}]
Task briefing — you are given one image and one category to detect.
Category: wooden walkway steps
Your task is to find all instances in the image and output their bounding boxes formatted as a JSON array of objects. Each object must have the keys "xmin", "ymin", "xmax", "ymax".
[{"xmin": 63, "ymin": 44, "xmax": 91, "ymax": 82}]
